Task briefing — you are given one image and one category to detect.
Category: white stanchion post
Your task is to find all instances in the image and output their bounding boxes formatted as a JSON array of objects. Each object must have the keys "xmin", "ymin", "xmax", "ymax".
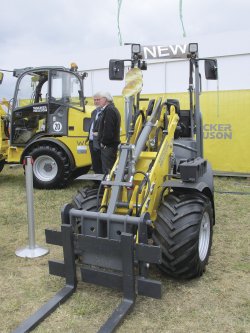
[{"xmin": 15, "ymin": 156, "xmax": 49, "ymax": 258}]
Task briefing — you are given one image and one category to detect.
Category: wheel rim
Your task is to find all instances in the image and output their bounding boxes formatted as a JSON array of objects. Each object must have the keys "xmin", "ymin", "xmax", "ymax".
[
  {"xmin": 199, "ymin": 211, "xmax": 211, "ymax": 261},
  {"xmin": 33, "ymin": 155, "xmax": 58, "ymax": 182}
]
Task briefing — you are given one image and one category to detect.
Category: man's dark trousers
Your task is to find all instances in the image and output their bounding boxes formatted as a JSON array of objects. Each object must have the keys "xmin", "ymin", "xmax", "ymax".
[
  {"xmin": 101, "ymin": 145, "xmax": 118, "ymax": 174},
  {"xmin": 89, "ymin": 141, "xmax": 103, "ymax": 174}
]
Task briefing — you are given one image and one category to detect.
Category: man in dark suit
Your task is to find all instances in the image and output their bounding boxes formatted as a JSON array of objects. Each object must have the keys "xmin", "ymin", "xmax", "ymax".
[
  {"xmin": 88, "ymin": 93, "xmax": 103, "ymax": 174},
  {"xmin": 97, "ymin": 92, "xmax": 121, "ymax": 174}
]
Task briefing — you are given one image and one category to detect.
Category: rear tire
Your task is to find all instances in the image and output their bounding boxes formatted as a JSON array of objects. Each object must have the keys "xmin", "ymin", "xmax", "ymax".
[
  {"xmin": 28, "ymin": 144, "xmax": 71, "ymax": 189},
  {"xmin": 152, "ymin": 191, "xmax": 213, "ymax": 279}
]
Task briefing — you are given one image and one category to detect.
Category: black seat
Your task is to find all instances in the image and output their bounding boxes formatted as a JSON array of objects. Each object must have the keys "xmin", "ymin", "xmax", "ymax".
[{"xmin": 165, "ymin": 99, "xmax": 180, "ymax": 115}]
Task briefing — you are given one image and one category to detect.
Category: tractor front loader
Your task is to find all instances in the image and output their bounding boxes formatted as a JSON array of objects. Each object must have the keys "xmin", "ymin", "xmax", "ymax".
[
  {"xmin": 13, "ymin": 43, "xmax": 218, "ymax": 333},
  {"xmin": 0, "ymin": 65, "xmax": 94, "ymax": 189}
]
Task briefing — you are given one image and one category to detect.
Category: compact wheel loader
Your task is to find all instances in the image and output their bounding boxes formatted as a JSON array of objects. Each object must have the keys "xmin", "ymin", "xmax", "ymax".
[
  {"xmin": 0, "ymin": 65, "xmax": 93, "ymax": 189},
  {"xmin": 70, "ymin": 43, "xmax": 217, "ymax": 279},
  {"xmin": 13, "ymin": 43, "xmax": 218, "ymax": 333}
]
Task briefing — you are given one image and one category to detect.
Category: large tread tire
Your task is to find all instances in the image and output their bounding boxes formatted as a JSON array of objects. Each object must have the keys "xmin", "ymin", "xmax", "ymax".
[
  {"xmin": 70, "ymin": 187, "xmax": 103, "ymax": 234},
  {"xmin": 28, "ymin": 144, "xmax": 71, "ymax": 189},
  {"xmin": 152, "ymin": 191, "xmax": 213, "ymax": 279},
  {"xmin": 72, "ymin": 187, "xmax": 102, "ymax": 210}
]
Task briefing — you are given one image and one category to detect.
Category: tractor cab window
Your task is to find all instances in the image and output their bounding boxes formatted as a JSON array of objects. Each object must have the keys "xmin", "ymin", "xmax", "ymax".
[
  {"xmin": 51, "ymin": 71, "xmax": 82, "ymax": 108},
  {"xmin": 12, "ymin": 70, "xmax": 49, "ymax": 145},
  {"xmin": 14, "ymin": 71, "xmax": 48, "ymax": 108}
]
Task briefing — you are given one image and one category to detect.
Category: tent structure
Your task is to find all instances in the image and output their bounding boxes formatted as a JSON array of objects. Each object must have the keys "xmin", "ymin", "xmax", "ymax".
[{"xmin": 80, "ymin": 30, "xmax": 250, "ymax": 176}]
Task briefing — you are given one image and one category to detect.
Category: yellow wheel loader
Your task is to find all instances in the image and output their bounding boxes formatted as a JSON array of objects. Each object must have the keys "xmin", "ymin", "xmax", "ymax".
[
  {"xmin": 0, "ymin": 65, "xmax": 93, "ymax": 189},
  {"xmin": 13, "ymin": 43, "xmax": 218, "ymax": 333}
]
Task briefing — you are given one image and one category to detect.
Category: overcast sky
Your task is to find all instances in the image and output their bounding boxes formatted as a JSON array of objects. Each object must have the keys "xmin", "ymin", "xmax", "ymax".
[{"xmin": 0, "ymin": 0, "xmax": 250, "ymax": 99}]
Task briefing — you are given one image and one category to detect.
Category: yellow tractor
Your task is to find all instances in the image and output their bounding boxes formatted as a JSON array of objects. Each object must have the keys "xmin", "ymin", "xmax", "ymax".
[
  {"xmin": 0, "ymin": 65, "xmax": 94, "ymax": 188},
  {"xmin": 13, "ymin": 43, "xmax": 218, "ymax": 332}
]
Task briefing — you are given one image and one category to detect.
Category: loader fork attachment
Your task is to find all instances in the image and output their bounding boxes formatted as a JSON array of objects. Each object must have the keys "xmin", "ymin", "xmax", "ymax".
[
  {"xmin": 12, "ymin": 224, "xmax": 76, "ymax": 333},
  {"xmin": 13, "ymin": 220, "xmax": 161, "ymax": 333}
]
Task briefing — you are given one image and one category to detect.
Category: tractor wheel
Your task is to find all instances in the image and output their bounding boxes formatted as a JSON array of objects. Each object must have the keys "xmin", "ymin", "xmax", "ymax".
[
  {"xmin": 152, "ymin": 191, "xmax": 213, "ymax": 279},
  {"xmin": 0, "ymin": 160, "xmax": 5, "ymax": 173},
  {"xmin": 70, "ymin": 187, "xmax": 103, "ymax": 234},
  {"xmin": 72, "ymin": 187, "xmax": 102, "ymax": 210},
  {"xmin": 28, "ymin": 144, "xmax": 71, "ymax": 189}
]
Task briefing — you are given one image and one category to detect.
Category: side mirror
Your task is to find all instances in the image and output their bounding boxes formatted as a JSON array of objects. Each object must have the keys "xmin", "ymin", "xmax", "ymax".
[
  {"xmin": 0, "ymin": 72, "xmax": 4, "ymax": 85},
  {"xmin": 109, "ymin": 60, "xmax": 124, "ymax": 80},
  {"xmin": 205, "ymin": 59, "xmax": 218, "ymax": 80}
]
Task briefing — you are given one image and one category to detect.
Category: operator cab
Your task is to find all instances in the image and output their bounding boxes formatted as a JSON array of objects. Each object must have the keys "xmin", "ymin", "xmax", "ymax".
[{"xmin": 11, "ymin": 66, "xmax": 85, "ymax": 145}]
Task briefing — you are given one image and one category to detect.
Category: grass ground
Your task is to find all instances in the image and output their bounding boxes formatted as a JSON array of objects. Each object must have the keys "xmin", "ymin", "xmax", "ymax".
[{"xmin": 0, "ymin": 166, "xmax": 249, "ymax": 333}]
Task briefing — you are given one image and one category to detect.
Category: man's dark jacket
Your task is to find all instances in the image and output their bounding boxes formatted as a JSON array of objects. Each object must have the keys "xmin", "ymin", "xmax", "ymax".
[{"xmin": 98, "ymin": 103, "xmax": 121, "ymax": 147}]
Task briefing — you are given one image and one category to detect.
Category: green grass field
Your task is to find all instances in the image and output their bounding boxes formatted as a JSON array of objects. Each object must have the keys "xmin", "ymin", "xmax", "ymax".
[{"xmin": 0, "ymin": 166, "xmax": 249, "ymax": 333}]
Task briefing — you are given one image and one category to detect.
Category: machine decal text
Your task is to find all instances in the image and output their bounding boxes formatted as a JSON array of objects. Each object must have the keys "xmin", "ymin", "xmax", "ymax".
[{"xmin": 33, "ymin": 105, "xmax": 47, "ymax": 113}]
